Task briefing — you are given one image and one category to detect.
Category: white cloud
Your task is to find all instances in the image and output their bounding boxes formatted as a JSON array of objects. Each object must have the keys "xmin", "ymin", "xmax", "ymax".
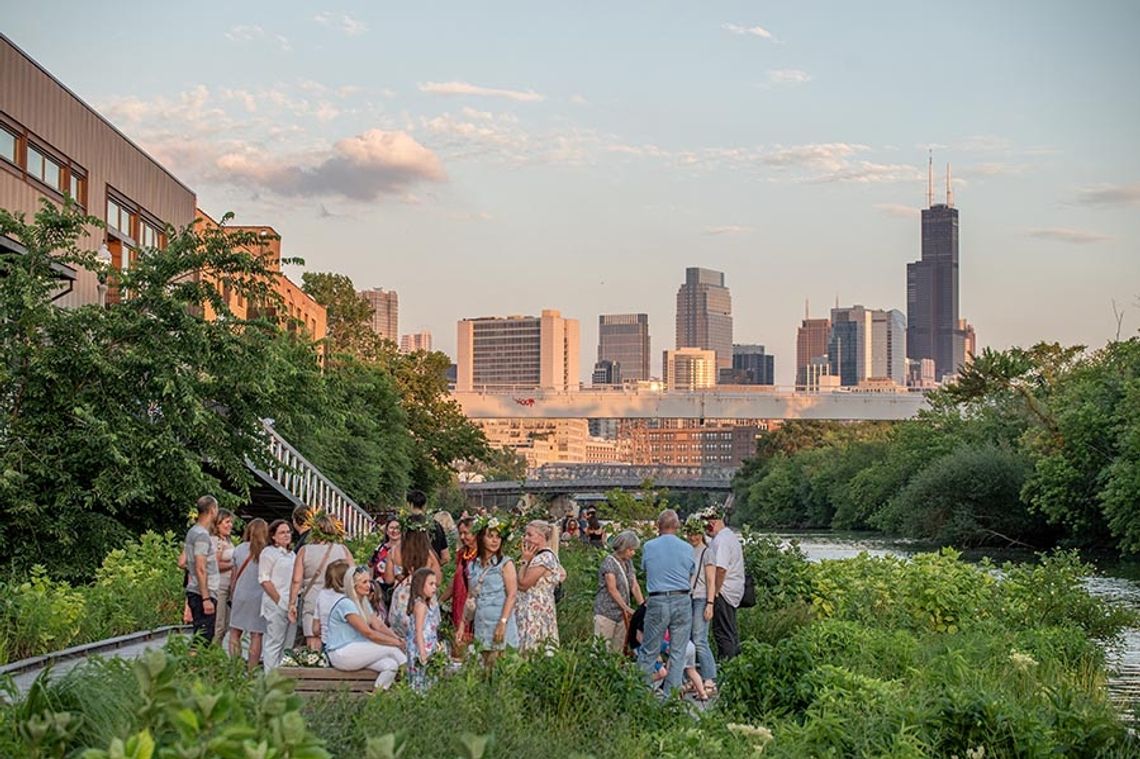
[
  {"xmin": 217, "ymin": 129, "xmax": 446, "ymax": 201},
  {"xmin": 224, "ymin": 24, "xmax": 291, "ymax": 51},
  {"xmin": 763, "ymin": 143, "xmax": 868, "ymax": 173},
  {"xmin": 704, "ymin": 225, "xmax": 754, "ymax": 236},
  {"xmin": 1027, "ymin": 227, "xmax": 1113, "ymax": 244},
  {"xmin": 723, "ymin": 23, "xmax": 774, "ymax": 39},
  {"xmin": 767, "ymin": 68, "xmax": 811, "ymax": 86},
  {"xmin": 1074, "ymin": 182, "xmax": 1140, "ymax": 207},
  {"xmin": 313, "ymin": 12, "xmax": 368, "ymax": 36},
  {"xmin": 875, "ymin": 203, "xmax": 920, "ymax": 219},
  {"xmin": 419, "ymin": 81, "xmax": 545, "ymax": 103},
  {"xmin": 569, "ymin": 94, "xmax": 590, "ymax": 106}
]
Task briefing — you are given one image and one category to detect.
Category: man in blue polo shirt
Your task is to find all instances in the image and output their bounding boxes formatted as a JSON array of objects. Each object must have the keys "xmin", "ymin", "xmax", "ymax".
[{"xmin": 639, "ymin": 509, "xmax": 695, "ymax": 694}]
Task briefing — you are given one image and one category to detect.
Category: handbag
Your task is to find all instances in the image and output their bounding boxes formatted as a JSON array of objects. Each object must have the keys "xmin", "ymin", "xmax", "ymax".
[
  {"xmin": 295, "ymin": 543, "xmax": 336, "ymax": 621},
  {"xmin": 463, "ymin": 563, "xmax": 489, "ymax": 624},
  {"xmin": 227, "ymin": 552, "xmax": 253, "ymax": 608}
]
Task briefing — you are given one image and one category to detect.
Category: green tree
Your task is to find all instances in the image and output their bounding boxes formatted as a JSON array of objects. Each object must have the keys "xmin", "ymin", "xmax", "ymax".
[
  {"xmin": 872, "ymin": 444, "xmax": 1040, "ymax": 547},
  {"xmin": 0, "ymin": 203, "xmax": 319, "ymax": 577},
  {"xmin": 302, "ymin": 271, "xmax": 490, "ymax": 493}
]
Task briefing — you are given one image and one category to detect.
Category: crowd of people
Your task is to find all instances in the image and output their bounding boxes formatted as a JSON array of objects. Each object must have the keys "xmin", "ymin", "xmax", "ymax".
[{"xmin": 180, "ymin": 492, "xmax": 746, "ymax": 698}]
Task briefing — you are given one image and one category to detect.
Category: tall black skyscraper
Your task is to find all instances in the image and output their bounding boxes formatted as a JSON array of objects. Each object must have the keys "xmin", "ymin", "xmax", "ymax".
[
  {"xmin": 598, "ymin": 313, "xmax": 650, "ymax": 382},
  {"xmin": 907, "ymin": 160, "xmax": 965, "ymax": 380}
]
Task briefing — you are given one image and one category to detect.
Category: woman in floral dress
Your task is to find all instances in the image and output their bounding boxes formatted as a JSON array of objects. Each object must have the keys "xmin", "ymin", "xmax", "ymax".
[{"xmin": 516, "ymin": 520, "xmax": 566, "ymax": 653}]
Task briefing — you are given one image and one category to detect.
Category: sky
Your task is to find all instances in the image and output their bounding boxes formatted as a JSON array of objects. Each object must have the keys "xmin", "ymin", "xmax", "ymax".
[{"xmin": 6, "ymin": 1, "xmax": 1139, "ymax": 384}]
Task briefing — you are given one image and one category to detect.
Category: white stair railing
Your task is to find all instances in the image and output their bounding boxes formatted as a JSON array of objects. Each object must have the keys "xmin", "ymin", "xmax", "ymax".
[{"xmin": 258, "ymin": 419, "xmax": 374, "ymax": 537}]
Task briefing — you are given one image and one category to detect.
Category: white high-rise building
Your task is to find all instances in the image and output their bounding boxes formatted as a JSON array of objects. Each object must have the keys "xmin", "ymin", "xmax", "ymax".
[
  {"xmin": 871, "ymin": 309, "xmax": 907, "ymax": 385},
  {"xmin": 456, "ymin": 309, "xmax": 580, "ymax": 392}
]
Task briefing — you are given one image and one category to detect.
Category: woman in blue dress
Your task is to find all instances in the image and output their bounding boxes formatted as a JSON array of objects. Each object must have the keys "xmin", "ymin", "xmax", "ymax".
[{"xmin": 469, "ymin": 515, "xmax": 518, "ymax": 665}]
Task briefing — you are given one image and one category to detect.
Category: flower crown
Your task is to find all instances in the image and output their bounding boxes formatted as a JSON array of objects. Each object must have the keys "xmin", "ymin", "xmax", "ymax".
[
  {"xmin": 302, "ymin": 507, "xmax": 346, "ymax": 542},
  {"xmin": 398, "ymin": 509, "xmax": 432, "ymax": 533},
  {"xmin": 472, "ymin": 513, "xmax": 512, "ymax": 539},
  {"xmin": 683, "ymin": 514, "xmax": 706, "ymax": 535}
]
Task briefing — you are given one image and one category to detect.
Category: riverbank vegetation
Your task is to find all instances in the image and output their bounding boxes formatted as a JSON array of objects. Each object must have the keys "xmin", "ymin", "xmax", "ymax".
[
  {"xmin": 733, "ymin": 339, "xmax": 1140, "ymax": 555},
  {"xmin": 3, "ymin": 539, "xmax": 1135, "ymax": 757}
]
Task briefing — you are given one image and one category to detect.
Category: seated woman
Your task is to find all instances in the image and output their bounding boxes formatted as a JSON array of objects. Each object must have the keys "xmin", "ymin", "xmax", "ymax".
[
  {"xmin": 325, "ymin": 565, "xmax": 407, "ymax": 690},
  {"xmin": 313, "ymin": 559, "xmax": 351, "ymax": 649}
]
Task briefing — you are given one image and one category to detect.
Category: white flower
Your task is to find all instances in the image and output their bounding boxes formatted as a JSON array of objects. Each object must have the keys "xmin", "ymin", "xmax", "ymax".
[{"xmin": 1009, "ymin": 650, "xmax": 1038, "ymax": 670}]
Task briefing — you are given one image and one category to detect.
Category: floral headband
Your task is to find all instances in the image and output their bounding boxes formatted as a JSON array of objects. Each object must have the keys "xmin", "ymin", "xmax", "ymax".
[
  {"xmin": 302, "ymin": 508, "xmax": 346, "ymax": 542},
  {"xmin": 472, "ymin": 513, "xmax": 512, "ymax": 540},
  {"xmin": 398, "ymin": 509, "xmax": 432, "ymax": 533}
]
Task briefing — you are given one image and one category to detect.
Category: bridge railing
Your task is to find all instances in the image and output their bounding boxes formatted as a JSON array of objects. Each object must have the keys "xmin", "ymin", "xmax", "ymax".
[
  {"xmin": 527, "ymin": 464, "xmax": 736, "ymax": 482},
  {"xmin": 260, "ymin": 420, "xmax": 374, "ymax": 538}
]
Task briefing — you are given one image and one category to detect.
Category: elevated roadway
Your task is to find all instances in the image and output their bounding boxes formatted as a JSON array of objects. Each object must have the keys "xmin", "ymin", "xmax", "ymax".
[
  {"xmin": 452, "ymin": 387, "xmax": 928, "ymax": 420},
  {"xmin": 461, "ymin": 464, "xmax": 736, "ymax": 500}
]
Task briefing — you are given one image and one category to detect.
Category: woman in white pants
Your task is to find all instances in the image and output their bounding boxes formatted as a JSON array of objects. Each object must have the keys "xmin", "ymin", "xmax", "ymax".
[
  {"xmin": 259, "ymin": 519, "xmax": 296, "ymax": 670},
  {"xmin": 326, "ymin": 566, "xmax": 407, "ymax": 689}
]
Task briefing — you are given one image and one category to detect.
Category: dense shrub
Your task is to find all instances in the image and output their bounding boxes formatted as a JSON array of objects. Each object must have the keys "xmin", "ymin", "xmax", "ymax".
[{"xmin": 0, "ymin": 531, "xmax": 182, "ymax": 663}]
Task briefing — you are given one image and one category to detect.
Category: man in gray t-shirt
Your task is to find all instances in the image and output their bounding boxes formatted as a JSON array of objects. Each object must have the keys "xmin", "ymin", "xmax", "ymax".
[
  {"xmin": 184, "ymin": 495, "xmax": 220, "ymax": 643},
  {"xmin": 703, "ymin": 502, "xmax": 744, "ymax": 660}
]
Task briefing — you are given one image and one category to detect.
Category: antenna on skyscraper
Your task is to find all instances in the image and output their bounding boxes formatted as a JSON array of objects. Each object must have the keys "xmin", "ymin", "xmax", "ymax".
[
  {"xmin": 946, "ymin": 162, "xmax": 954, "ymax": 207},
  {"xmin": 927, "ymin": 149, "xmax": 934, "ymax": 208},
  {"xmin": 805, "ymin": 298, "xmax": 809, "ymax": 320}
]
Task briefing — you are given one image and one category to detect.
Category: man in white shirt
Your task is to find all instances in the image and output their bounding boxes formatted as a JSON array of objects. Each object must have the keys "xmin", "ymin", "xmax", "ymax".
[{"xmin": 702, "ymin": 501, "xmax": 744, "ymax": 660}]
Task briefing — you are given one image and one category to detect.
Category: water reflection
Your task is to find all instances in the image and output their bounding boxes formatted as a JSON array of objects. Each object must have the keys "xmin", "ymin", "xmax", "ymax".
[{"xmin": 766, "ymin": 531, "xmax": 1140, "ymax": 718}]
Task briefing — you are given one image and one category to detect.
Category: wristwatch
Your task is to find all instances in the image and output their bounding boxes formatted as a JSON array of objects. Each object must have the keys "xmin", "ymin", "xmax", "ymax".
[{"xmin": 498, "ymin": 617, "xmax": 507, "ymax": 624}]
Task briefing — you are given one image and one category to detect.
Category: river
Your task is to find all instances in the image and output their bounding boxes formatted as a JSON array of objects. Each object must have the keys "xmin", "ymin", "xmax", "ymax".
[{"xmin": 768, "ymin": 531, "xmax": 1140, "ymax": 720}]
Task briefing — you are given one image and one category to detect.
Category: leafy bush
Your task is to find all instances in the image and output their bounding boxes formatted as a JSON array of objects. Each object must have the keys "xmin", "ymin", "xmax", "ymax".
[
  {"xmin": 0, "ymin": 566, "xmax": 87, "ymax": 662},
  {"xmin": 0, "ymin": 532, "xmax": 182, "ymax": 664}
]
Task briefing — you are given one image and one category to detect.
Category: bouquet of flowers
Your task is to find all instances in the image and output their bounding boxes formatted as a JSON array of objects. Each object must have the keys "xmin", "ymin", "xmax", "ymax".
[{"xmin": 280, "ymin": 647, "xmax": 328, "ymax": 668}]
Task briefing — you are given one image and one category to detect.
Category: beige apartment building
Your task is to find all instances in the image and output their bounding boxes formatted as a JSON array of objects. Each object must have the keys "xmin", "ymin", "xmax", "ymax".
[
  {"xmin": 478, "ymin": 418, "xmax": 589, "ymax": 469},
  {"xmin": 1, "ymin": 33, "xmax": 196, "ymax": 307},
  {"xmin": 456, "ymin": 309, "xmax": 580, "ymax": 392},
  {"xmin": 663, "ymin": 347, "xmax": 718, "ymax": 391},
  {"xmin": 361, "ymin": 287, "xmax": 398, "ymax": 342}
]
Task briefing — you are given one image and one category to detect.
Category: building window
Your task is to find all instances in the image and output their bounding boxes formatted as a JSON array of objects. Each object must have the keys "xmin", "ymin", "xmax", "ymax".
[
  {"xmin": 67, "ymin": 169, "xmax": 86, "ymax": 208},
  {"xmin": 27, "ymin": 145, "xmax": 62, "ymax": 191},
  {"xmin": 0, "ymin": 126, "xmax": 16, "ymax": 165},
  {"xmin": 107, "ymin": 196, "xmax": 137, "ymax": 240},
  {"xmin": 139, "ymin": 219, "xmax": 160, "ymax": 250}
]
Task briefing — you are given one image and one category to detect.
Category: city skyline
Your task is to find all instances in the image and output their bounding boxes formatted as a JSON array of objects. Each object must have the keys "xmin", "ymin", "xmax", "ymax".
[{"xmin": 3, "ymin": 2, "xmax": 1138, "ymax": 384}]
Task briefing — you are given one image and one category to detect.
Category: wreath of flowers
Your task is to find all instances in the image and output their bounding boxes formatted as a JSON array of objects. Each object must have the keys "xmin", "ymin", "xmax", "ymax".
[
  {"xmin": 398, "ymin": 508, "xmax": 432, "ymax": 534},
  {"xmin": 472, "ymin": 513, "xmax": 512, "ymax": 541},
  {"xmin": 683, "ymin": 514, "xmax": 706, "ymax": 536},
  {"xmin": 302, "ymin": 507, "xmax": 346, "ymax": 543}
]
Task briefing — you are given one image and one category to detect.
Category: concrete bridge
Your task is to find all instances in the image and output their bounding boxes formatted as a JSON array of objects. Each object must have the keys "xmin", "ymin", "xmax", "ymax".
[
  {"xmin": 460, "ymin": 464, "xmax": 736, "ymax": 504},
  {"xmin": 452, "ymin": 387, "xmax": 928, "ymax": 421}
]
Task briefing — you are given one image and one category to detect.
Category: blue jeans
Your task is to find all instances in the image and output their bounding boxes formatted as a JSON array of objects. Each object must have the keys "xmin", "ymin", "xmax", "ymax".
[
  {"xmin": 690, "ymin": 596, "xmax": 717, "ymax": 681},
  {"xmin": 638, "ymin": 594, "xmax": 692, "ymax": 694}
]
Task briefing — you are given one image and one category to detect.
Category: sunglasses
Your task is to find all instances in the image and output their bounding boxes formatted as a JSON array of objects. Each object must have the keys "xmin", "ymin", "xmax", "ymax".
[{"xmin": 353, "ymin": 566, "xmax": 371, "ymax": 576}]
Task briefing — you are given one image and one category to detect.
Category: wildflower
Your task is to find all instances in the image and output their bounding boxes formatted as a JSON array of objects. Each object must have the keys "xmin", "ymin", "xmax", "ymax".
[
  {"xmin": 1009, "ymin": 650, "xmax": 1038, "ymax": 670},
  {"xmin": 727, "ymin": 723, "xmax": 774, "ymax": 752}
]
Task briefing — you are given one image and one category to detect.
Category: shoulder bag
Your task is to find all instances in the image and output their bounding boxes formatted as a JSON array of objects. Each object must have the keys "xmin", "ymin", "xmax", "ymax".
[{"xmin": 463, "ymin": 563, "xmax": 490, "ymax": 624}]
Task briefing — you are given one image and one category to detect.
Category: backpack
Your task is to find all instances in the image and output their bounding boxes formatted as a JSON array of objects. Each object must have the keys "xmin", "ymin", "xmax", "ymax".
[
  {"xmin": 738, "ymin": 572, "xmax": 757, "ymax": 609},
  {"xmin": 534, "ymin": 548, "xmax": 565, "ymax": 603}
]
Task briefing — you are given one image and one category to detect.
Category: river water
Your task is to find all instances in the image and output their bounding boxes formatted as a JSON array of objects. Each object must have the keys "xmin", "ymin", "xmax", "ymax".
[{"xmin": 767, "ymin": 531, "xmax": 1140, "ymax": 720}]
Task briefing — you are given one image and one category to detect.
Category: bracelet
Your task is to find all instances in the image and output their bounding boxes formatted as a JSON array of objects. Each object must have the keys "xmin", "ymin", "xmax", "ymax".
[
  {"xmin": 498, "ymin": 617, "xmax": 507, "ymax": 624},
  {"xmin": 706, "ymin": 601, "xmax": 714, "ymax": 606}
]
